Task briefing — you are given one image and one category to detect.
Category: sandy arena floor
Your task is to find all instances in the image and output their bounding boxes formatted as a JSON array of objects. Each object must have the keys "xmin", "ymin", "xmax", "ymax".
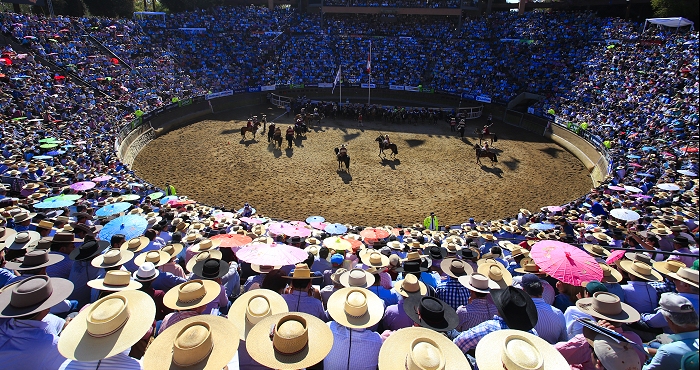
[{"xmin": 132, "ymin": 104, "xmax": 591, "ymax": 226}]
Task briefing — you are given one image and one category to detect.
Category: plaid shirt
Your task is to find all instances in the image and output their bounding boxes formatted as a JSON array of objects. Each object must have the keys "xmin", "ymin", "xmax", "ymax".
[
  {"xmin": 436, "ymin": 278, "xmax": 470, "ymax": 310},
  {"xmin": 649, "ymin": 278, "xmax": 676, "ymax": 295},
  {"xmin": 456, "ymin": 298, "xmax": 498, "ymax": 332},
  {"xmin": 453, "ymin": 316, "xmax": 538, "ymax": 354}
]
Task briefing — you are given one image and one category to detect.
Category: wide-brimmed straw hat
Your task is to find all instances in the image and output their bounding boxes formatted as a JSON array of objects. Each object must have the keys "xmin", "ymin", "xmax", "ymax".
[
  {"xmin": 441, "ymin": 258, "xmax": 473, "ymax": 278},
  {"xmin": 4, "ymin": 250, "xmax": 64, "ymax": 271},
  {"xmin": 477, "ymin": 262, "xmax": 513, "ymax": 289},
  {"xmin": 393, "ymin": 274, "xmax": 428, "ymax": 297},
  {"xmin": 403, "ymin": 296, "xmax": 459, "ymax": 332},
  {"xmin": 339, "ymin": 268, "xmax": 376, "ymax": 288},
  {"xmin": 185, "ymin": 250, "xmax": 223, "ymax": 273},
  {"xmin": 458, "ymin": 273, "xmax": 491, "ymax": 294},
  {"xmin": 91, "ymin": 249, "xmax": 134, "ymax": 269},
  {"xmin": 378, "ymin": 327, "xmax": 472, "ymax": 370},
  {"xmin": 120, "ymin": 236, "xmax": 149, "ymax": 253},
  {"xmin": 87, "ymin": 270, "xmax": 142, "ymax": 291},
  {"xmin": 360, "ymin": 251, "xmax": 390, "ymax": 268},
  {"xmin": 189, "ymin": 238, "xmax": 221, "ymax": 253},
  {"xmin": 619, "ymin": 260, "xmax": 662, "ymax": 282},
  {"xmin": 163, "ymin": 279, "xmax": 221, "ymax": 310},
  {"xmin": 144, "ymin": 315, "xmax": 239, "ymax": 370},
  {"xmin": 327, "ymin": 287, "xmax": 384, "ymax": 329},
  {"xmin": 514, "ymin": 262, "xmax": 547, "ymax": 275},
  {"xmin": 576, "ymin": 291, "xmax": 641, "ymax": 323},
  {"xmin": 0, "ymin": 275, "xmax": 73, "ymax": 318},
  {"xmin": 583, "ymin": 243, "xmax": 610, "ymax": 257},
  {"xmin": 475, "ymin": 330, "xmax": 569, "ymax": 370},
  {"xmin": 666, "ymin": 267, "xmax": 699, "ymax": 288},
  {"xmin": 133, "ymin": 250, "xmax": 170, "ymax": 268},
  {"xmin": 652, "ymin": 260, "xmax": 686, "ymax": 276},
  {"xmin": 228, "ymin": 289, "xmax": 288, "ymax": 342},
  {"xmin": 250, "ymin": 264, "xmax": 281, "ymax": 274},
  {"xmin": 596, "ymin": 263, "xmax": 623, "ymax": 283},
  {"xmin": 491, "ymin": 286, "xmax": 538, "ymax": 332},
  {"xmin": 161, "ymin": 243, "xmax": 184, "ymax": 258},
  {"xmin": 5, "ymin": 231, "xmax": 41, "ymax": 250},
  {"xmin": 58, "ymin": 290, "xmax": 155, "ymax": 362},
  {"xmin": 246, "ymin": 312, "xmax": 333, "ymax": 370}
]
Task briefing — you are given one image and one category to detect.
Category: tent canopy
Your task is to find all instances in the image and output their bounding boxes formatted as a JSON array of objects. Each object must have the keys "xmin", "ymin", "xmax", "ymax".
[{"xmin": 646, "ymin": 17, "xmax": 694, "ymax": 28}]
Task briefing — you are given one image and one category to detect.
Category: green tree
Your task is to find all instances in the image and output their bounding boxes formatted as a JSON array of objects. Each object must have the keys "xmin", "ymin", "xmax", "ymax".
[
  {"xmin": 159, "ymin": 0, "xmax": 223, "ymax": 12},
  {"xmin": 83, "ymin": 0, "xmax": 135, "ymax": 17},
  {"xmin": 651, "ymin": 0, "xmax": 699, "ymax": 25},
  {"xmin": 50, "ymin": 0, "xmax": 87, "ymax": 16}
]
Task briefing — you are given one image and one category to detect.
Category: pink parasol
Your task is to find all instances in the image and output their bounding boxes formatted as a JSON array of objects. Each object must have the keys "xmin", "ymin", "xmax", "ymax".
[
  {"xmin": 360, "ymin": 228, "xmax": 391, "ymax": 246},
  {"xmin": 629, "ymin": 163, "xmax": 643, "ymax": 168},
  {"xmin": 166, "ymin": 199, "xmax": 195, "ymax": 207},
  {"xmin": 210, "ymin": 234, "xmax": 252, "ymax": 251},
  {"xmin": 267, "ymin": 222, "xmax": 311, "ymax": 238},
  {"xmin": 236, "ymin": 243, "xmax": 308, "ymax": 266},
  {"xmin": 341, "ymin": 236, "xmax": 364, "ymax": 251},
  {"xmin": 310, "ymin": 222, "xmax": 328, "ymax": 230},
  {"xmin": 70, "ymin": 181, "xmax": 96, "ymax": 191},
  {"xmin": 240, "ymin": 217, "xmax": 264, "ymax": 225},
  {"xmin": 212, "ymin": 212, "xmax": 235, "ymax": 221},
  {"xmin": 607, "ymin": 185, "xmax": 625, "ymax": 191},
  {"xmin": 546, "ymin": 206, "xmax": 563, "ymax": 212},
  {"xmin": 605, "ymin": 250, "xmax": 626, "ymax": 265},
  {"xmin": 92, "ymin": 175, "xmax": 112, "ymax": 182},
  {"xmin": 530, "ymin": 240, "xmax": 603, "ymax": 285},
  {"xmin": 288, "ymin": 221, "xmax": 308, "ymax": 227}
]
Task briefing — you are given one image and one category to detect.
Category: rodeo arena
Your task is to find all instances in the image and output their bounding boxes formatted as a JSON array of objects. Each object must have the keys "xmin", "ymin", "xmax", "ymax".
[{"xmin": 0, "ymin": 0, "xmax": 699, "ymax": 369}]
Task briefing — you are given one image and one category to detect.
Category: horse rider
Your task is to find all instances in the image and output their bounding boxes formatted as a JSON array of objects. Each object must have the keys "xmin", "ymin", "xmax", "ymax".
[
  {"xmin": 246, "ymin": 119, "xmax": 254, "ymax": 131},
  {"xmin": 274, "ymin": 126, "xmax": 282, "ymax": 138},
  {"xmin": 267, "ymin": 122, "xmax": 276, "ymax": 141},
  {"xmin": 286, "ymin": 125, "xmax": 295, "ymax": 137},
  {"xmin": 339, "ymin": 144, "xmax": 348, "ymax": 157},
  {"xmin": 482, "ymin": 141, "xmax": 490, "ymax": 152},
  {"xmin": 383, "ymin": 134, "xmax": 391, "ymax": 149},
  {"xmin": 482, "ymin": 124, "xmax": 491, "ymax": 135}
]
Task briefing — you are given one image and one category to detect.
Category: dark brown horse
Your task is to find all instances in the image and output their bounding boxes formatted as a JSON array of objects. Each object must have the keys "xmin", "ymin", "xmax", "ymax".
[
  {"xmin": 241, "ymin": 122, "xmax": 262, "ymax": 140},
  {"xmin": 334, "ymin": 147, "xmax": 350, "ymax": 172},
  {"xmin": 272, "ymin": 129, "xmax": 282, "ymax": 149},
  {"xmin": 475, "ymin": 128, "xmax": 497, "ymax": 145},
  {"xmin": 375, "ymin": 135, "xmax": 398, "ymax": 158},
  {"xmin": 474, "ymin": 144, "xmax": 498, "ymax": 164}
]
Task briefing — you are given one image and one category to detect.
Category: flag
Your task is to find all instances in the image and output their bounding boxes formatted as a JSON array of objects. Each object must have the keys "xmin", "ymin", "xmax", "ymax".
[
  {"xmin": 332, "ymin": 66, "xmax": 341, "ymax": 94},
  {"xmin": 366, "ymin": 41, "xmax": 371, "ymax": 74}
]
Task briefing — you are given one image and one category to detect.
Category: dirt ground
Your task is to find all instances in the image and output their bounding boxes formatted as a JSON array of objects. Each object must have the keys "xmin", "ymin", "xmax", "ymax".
[{"xmin": 132, "ymin": 104, "xmax": 591, "ymax": 226}]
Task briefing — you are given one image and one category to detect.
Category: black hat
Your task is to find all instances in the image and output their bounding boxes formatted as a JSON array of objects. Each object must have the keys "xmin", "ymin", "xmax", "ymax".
[
  {"xmin": 428, "ymin": 246, "xmax": 447, "ymax": 260},
  {"xmin": 460, "ymin": 248, "xmax": 478, "ymax": 259},
  {"xmin": 403, "ymin": 296, "xmax": 459, "ymax": 332},
  {"xmin": 673, "ymin": 236, "xmax": 689, "ymax": 245},
  {"xmin": 71, "ymin": 212, "xmax": 93, "ymax": 221},
  {"xmin": 491, "ymin": 286, "xmax": 538, "ymax": 332},
  {"xmin": 372, "ymin": 240, "xmax": 386, "ymax": 249},
  {"xmin": 68, "ymin": 240, "xmax": 110, "ymax": 261},
  {"xmin": 395, "ymin": 260, "xmax": 428, "ymax": 274},
  {"xmin": 192, "ymin": 258, "xmax": 229, "ymax": 280}
]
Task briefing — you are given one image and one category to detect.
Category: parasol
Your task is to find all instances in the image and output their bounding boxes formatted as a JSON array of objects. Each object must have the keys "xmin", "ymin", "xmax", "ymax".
[
  {"xmin": 322, "ymin": 236, "xmax": 352, "ymax": 251},
  {"xmin": 610, "ymin": 208, "xmax": 640, "ymax": 222},
  {"xmin": 95, "ymin": 202, "xmax": 132, "ymax": 217},
  {"xmin": 92, "ymin": 175, "xmax": 113, "ymax": 182},
  {"xmin": 70, "ymin": 181, "xmax": 96, "ymax": 191},
  {"xmin": 99, "ymin": 214, "xmax": 148, "ymax": 241},
  {"xmin": 656, "ymin": 183, "xmax": 681, "ymax": 191},
  {"xmin": 306, "ymin": 216, "xmax": 325, "ymax": 224},
  {"xmin": 530, "ymin": 240, "xmax": 603, "ymax": 285},
  {"xmin": 210, "ymin": 234, "xmax": 252, "ymax": 251},
  {"xmin": 33, "ymin": 199, "xmax": 74, "ymax": 209},
  {"xmin": 528, "ymin": 223, "xmax": 556, "ymax": 231},
  {"xmin": 324, "ymin": 223, "xmax": 348, "ymax": 235},
  {"xmin": 235, "ymin": 243, "xmax": 308, "ymax": 266}
]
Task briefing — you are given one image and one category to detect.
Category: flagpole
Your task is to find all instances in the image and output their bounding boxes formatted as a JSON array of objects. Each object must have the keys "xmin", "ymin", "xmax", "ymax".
[
  {"xmin": 339, "ymin": 66, "xmax": 342, "ymax": 107},
  {"xmin": 368, "ymin": 40, "xmax": 371, "ymax": 105}
]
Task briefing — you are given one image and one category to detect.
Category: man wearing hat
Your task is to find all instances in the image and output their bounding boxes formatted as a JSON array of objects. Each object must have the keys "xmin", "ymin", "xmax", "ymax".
[
  {"xmin": 619, "ymin": 258, "xmax": 663, "ymax": 314},
  {"xmin": 644, "ymin": 293, "xmax": 700, "ymax": 370},
  {"xmin": 159, "ymin": 279, "xmax": 221, "ymax": 335},
  {"xmin": 641, "ymin": 266, "xmax": 699, "ymax": 337},
  {"xmin": 520, "ymin": 273, "xmax": 567, "ymax": 344},
  {"xmin": 0, "ymin": 275, "xmax": 74, "ymax": 369},
  {"xmin": 322, "ymin": 253, "xmax": 346, "ymax": 286},
  {"xmin": 562, "ymin": 280, "xmax": 609, "ymax": 338},
  {"xmin": 436, "ymin": 258, "xmax": 472, "ymax": 310},
  {"xmin": 191, "ymin": 258, "xmax": 230, "ymax": 315},
  {"xmin": 455, "ymin": 273, "xmax": 498, "ymax": 331},
  {"xmin": 453, "ymin": 286, "xmax": 538, "ymax": 354},
  {"xmin": 282, "ymin": 263, "xmax": 327, "ymax": 319},
  {"xmin": 667, "ymin": 236, "xmax": 698, "ymax": 267},
  {"xmin": 383, "ymin": 274, "xmax": 428, "ymax": 331},
  {"xmin": 67, "ymin": 240, "xmax": 109, "ymax": 307}
]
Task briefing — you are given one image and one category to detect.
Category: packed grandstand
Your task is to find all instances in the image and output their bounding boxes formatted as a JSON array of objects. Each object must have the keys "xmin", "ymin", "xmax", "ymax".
[{"xmin": 0, "ymin": 6, "xmax": 698, "ymax": 370}]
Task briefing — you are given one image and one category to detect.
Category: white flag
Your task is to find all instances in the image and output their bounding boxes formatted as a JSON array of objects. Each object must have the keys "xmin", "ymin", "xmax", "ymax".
[{"xmin": 332, "ymin": 66, "xmax": 341, "ymax": 93}]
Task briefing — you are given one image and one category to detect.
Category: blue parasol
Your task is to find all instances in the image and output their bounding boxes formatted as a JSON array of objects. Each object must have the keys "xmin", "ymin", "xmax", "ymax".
[
  {"xmin": 32, "ymin": 155, "xmax": 53, "ymax": 160},
  {"xmin": 306, "ymin": 215, "xmax": 325, "ymax": 224},
  {"xmin": 160, "ymin": 195, "xmax": 177, "ymax": 205},
  {"xmin": 324, "ymin": 223, "xmax": 347, "ymax": 235},
  {"xmin": 529, "ymin": 223, "xmax": 556, "ymax": 231},
  {"xmin": 636, "ymin": 173, "xmax": 655, "ymax": 178},
  {"xmin": 95, "ymin": 202, "xmax": 132, "ymax": 217},
  {"xmin": 626, "ymin": 154, "xmax": 641, "ymax": 159},
  {"xmin": 641, "ymin": 146, "xmax": 656, "ymax": 152},
  {"xmin": 34, "ymin": 199, "xmax": 74, "ymax": 209},
  {"xmin": 46, "ymin": 150, "xmax": 63, "ymax": 156},
  {"xmin": 99, "ymin": 214, "xmax": 148, "ymax": 241}
]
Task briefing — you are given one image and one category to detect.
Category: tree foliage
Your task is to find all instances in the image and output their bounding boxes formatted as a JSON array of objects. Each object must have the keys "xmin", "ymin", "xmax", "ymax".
[
  {"xmin": 159, "ymin": 0, "xmax": 224, "ymax": 12},
  {"xmin": 650, "ymin": 0, "xmax": 699, "ymax": 25},
  {"xmin": 51, "ymin": 0, "xmax": 87, "ymax": 16},
  {"xmin": 83, "ymin": 0, "xmax": 135, "ymax": 18}
]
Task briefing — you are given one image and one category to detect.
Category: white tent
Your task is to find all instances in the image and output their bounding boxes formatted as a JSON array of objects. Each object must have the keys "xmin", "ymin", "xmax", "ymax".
[{"xmin": 644, "ymin": 17, "xmax": 694, "ymax": 32}]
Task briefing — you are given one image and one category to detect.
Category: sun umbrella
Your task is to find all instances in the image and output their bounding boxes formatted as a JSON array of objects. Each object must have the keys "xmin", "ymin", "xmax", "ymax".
[
  {"xmin": 306, "ymin": 216, "xmax": 325, "ymax": 224},
  {"xmin": 529, "ymin": 223, "xmax": 556, "ymax": 231},
  {"xmin": 44, "ymin": 194, "xmax": 82, "ymax": 202},
  {"xmin": 607, "ymin": 185, "xmax": 625, "ymax": 191},
  {"xmin": 360, "ymin": 228, "xmax": 390, "ymax": 241},
  {"xmin": 120, "ymin": 194, "xmax": 141, "ymax": 201},
  {"xmin": 236, "ymin": 207, "xmax": 256, "ymax": 215},
  {"xmin": 33, "ymin": 199, "xmax": 74, "ymax": 209},
  {"xmin": 657, "ymin": 183, "xmax": 681, "ymax": 191},
  {"xmin": 95, "ymin": 202, "xmax": 132, "ymax": 217},
  {"xmin": 636, "ymin": 173, "xmax": 655, "ymax": 178},
  {"xmin": 46, "ymin": 150, "xmax": 64, "ymax": 156},
  {"xmin": 210, "ymin": 234, "xmax": 252, "ymax": 250},
  {"xmin": 325, "ymin": 223, "xmax": 347, "ymax": 235},
  {"xmin": 629, "ymin": 163, "xmax": 643, "ymax": 168},
  {"xmin": 235, "ymin": 243, "xmax": 308, "ymax": 266},
  {"xmin": 267, "ymin": 222, "xmax": 311, "ymax": 238},
  {"xmin": 605, "ymin": 250, "xmax": 626, "ymax": 265},
  {"xmin": 322, "ymin": 236, "xmax": 352, "ymax": 251},
  {"xmin": 70, "ymin": 181, "xmax": 95, "ymax": 191},
  {"xmin": 128, "ymin": 183, "xmax": 144, "ymax": 188},
  {"xmin": 680, "ymin": 146, "xmax": 698, "ymax": 154},
  {"xmin": 240, "ymin": 217, "xmax": 265, "ymax": 225},
  {"xmin": 530, "ymin": 240, "xmax": 603, "ymax": 285},
  {"xmin": 99, "ymin": 214, "xmax": 148, "ymax": 242},
  {"xmin": 623, "ymin": 185, "xmax": 643, "ymax": 193},
  {"xmin": 62, "ymin": 144, "xmax": 76, "ymax": 149},
  {"xmin": 626, "ymin": 154, "xmax": 641, "ymax": 159},
  {"xmin": 341, "ymin": 236, "xmax": 364, "ymax": 250},
  {"xmin": 678, "ymin": 170, "xmax": 698, "ymax": 177},
  {"xmin": 40, "ymin": 143, "xmax": 58, "ymax": 149},
  {"xmin": 92, "ymin": 175, "xmax": 112, "ymax": 182},
  {"xmin": 147, "ymin": 192, "xmax": 164, "ymax": 200},
  {"xmin": 211, "ymin": 212, "xmax": 235, "ymax": 221},
  {"xmin": 630, "ymin": 194, "xmax": 652, "ymax": 199},
  {"xmin": 32, "ymin": 155, "xmax": 53, "ymax": 160},
  {"xmin": 546, "ymin": 206, "xmax": 563, "ymax": 212},
  {"xmin": 610, "ymin": 208, "xmax": 640, "ymax": 222},
  {"xmin": 160, "ymin": 195, "xmax": 177, "ymax": 205},
  {"xmin": 310, "ymin": 222, "xmax": 328, "ymax": 230}
]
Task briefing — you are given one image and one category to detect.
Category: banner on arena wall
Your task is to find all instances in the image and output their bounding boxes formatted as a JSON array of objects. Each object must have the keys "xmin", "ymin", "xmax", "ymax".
[
  {"xmin": 290, "ymin": 84, "xmax": 305, "ymax": 89},
  {"xmin": 165, "ymin": 102, "xmax": 180, "ymax": 111},
  {"xmin": 360, "ymin": 83, "xmax": 376, "ymax": 89},
  {"xmin": 305, "ymin": 83, "xmax": 318, "ymax": 87},
  {"xmin": 389, "ymin": 85, "xmax": 404, "ymax": 91},
  {"xmin": 475, "ymin": 95, "xmax": 492, "ymax": 103},
  {"xmin": 247, "ymin": 87, "xmax": 261, "ymax": 93},
  {"xmin": 461, "ymin": 93, "xmax": 475, "ymax": 100},
  {"xmin": 130, "ymin": 117, "xmax": 143, "ymax": 130},
  {"xmin": 206, "ymin": 90, "xmax": 233, "ymax": 100},
  {"xmin": 234, "ymin": 89, "xmax": 246, "ymax": 94},
  {"xmin": 404, "ymin": 86, "xmax": 420, "ymax": 92},
  {"xmin": 1, "ymin": 0, "xmax": 46, "ymax": 5},
  {"xmin": 178, "ymin": 98, "xmax": 192, "ymax": 107},
  {"xmin": 420, "ymin": 87, "xmax": 434, "ymax": 93},
  {"xmin": 317, "ymin": 83, "xmax": 334, "ymax": 88},
  {"xmin": 261, "ymin": 85, "xmax": 276, "ymax": 91}
]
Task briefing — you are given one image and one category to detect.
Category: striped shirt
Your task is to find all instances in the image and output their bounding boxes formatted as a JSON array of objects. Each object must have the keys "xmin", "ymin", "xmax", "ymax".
[
  {"xmin": 531, "ymin": 297, "xmax": 568, "ymax": 344},
  {"xmin": 455, "ymin": 298, "xmax": 498, "ymax": 332},
  {"xmin": 436, "ymin": 278, "xmax": 470, "ymax": 310},
  {"xmin": 453, "ymin": 316, "xmax": 538, "ymax": 353}
]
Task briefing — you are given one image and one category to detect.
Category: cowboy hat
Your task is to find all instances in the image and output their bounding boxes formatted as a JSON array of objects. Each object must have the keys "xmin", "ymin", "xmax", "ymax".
[
  {"xmin": 5, "ymin": 250, "xmax": 64, "ymax": 271},
  {"xmin": 514, "ymin": 262, "xmax": 546, "ymax": 275},
  {"xmin": 163, "ymin": 279, "xmax": 221, "ymax": 310},
  {"xmin": 378, "ymin": 327, "xmax": 471, "ymax": 370},
  {"xmin": 395, "ymin": 260, "xmax": 429, "ymax": 274},
  {"xmin": 58, "ymin": 290, "xmax": 154, "ymax": 361},
  {"xmin": 339, "ymin": 268, "xmax": 375, "ymax": 288},
  {"xmin": 133, "ymin": 250, "xmax": 170, "ymax": 268},
  {"xmin": 360, "ymin": 251, "xmax": 389, "ymax": 268},
  {"xmin": 192, "ymin": 258, "xmax": 229, "ymax": 280},
  {"xmin": 68, "ymin": 240, "xmax": 110, "ymax": 261},
  {"xmin": 229, "ymin": 289, "xmax": 288, "ymax": 341},
  {"xmin": 596, "ymin": 263, "xmax": 623, "ymax": 283},
  {"xmin": 161, "ymin": 243, "xmax": 183, "ymax": 258},
  {"xmin": 0, "ymin": 227, "xmax": 17, "ymax": 243},
  {"xmin": 583, "ymin": 243, "xmax": 610, "ymax": 257},
  {"xmin": 666, "ymin": 267, "xmax": 699, "ymax": 288},
  {"xmin": 0, "ymin": 275, "xmax": 73, "ymax": 318},
  {"xmin": 5, "ymin": 231, "xmax": 41, "ymax": 250},
  {"xmin": 393, "ymin": 274, "xmax": 428, "ymax": 298},
  {"xmin": 251, "ymin": 264, "xmax": 281, "ymax": 274},
  {"xmin": 458, "ymin": 273, "xmax": 491, "ymax": 294},
  {"xmin": 619, "ymin": 260, "xmax": 662, "ymax": 282},
  {"xmin": 87, "ymin": 270, "xmax": 142, "ymax": 291},
  {"xmin": 246, "ymin": 312, "xmax": 333, "ymax": 370},
  {"xmin": 133, "ymin": 262, "xmax": 159, "ymax": 282},
  {"xmin": 475, "ymin": 330, "xmax": 569, "ymax": 370},
  {"xmin": 441, "ymin": 258, "xmax": 473, "ymax": 278},
  {"xmin": 404, "ymin": 296, "xmax": 459, "ymax": 332},
  {"xmin": 189, "ymin": 238, "xmax": 221, "ymax": 253},
  {"xmin": 144, "ymin": 315, "xmax": 239, "ymax": 370},
  {"xmin": 478, "ymin": 262, "xmax": 513, "ymax": 289},
  {"xmin": 185, "ymin": 250, "xmax": 223, "ymax": 273},
  {"xmin": 120, "ymin": 236, "xmax": 149, "ymax": 253},
  {"xmin": 90, "ymin": 249, "xmax": 134, "ymax": 269},
  {"xmin": 327, "ymin": 287, "xmax": 384, "ymax": 329},
  {"xmin": 652, "ymin": 260, "xmax": 686, "ymax": 276},
  {"xmin": 491, "ymin": 286, "xmax": 538, "ymax": 332},
  {"xmin": 284, "ymin": 263, "xmax": 318, "ymax": 280},
  {"xmin": 576, "ymin": 291, "xmax": 641, "ymax": 323}
]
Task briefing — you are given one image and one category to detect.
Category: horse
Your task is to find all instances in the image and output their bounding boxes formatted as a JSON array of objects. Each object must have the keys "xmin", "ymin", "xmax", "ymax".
[
  {"xmin": 272, "ymin": 130, "xmax": 282, "ymax": 149},
  {"xmin": 474, "ymin": 144, "xmax": 498, "ymax": 165},
  {"xmin": 475, "ymin": 128, "xmax": 497, "ymax": 145},
  {"xmin": 294, "ymin": 122, "xmax": 307, "ymax": 138},
  {"xmin": 267, "ymin": 123, "xmax": 276, "ymax": 143},
  {"xmin": 241, "ymin": 121, "xmax": 262, "ymax": 140},
  {"xmin": 375, "ymin": 135, "xmax": 398, "ymax": 158},
  {"xmin": 334, "ymin": 147, "xmax": 350, "ymax": 172},
  {"xmin": 313, "ymin": 112, "xmax": 324, "ymax": 127},
  {"xmin": 285, "ymin": 130, "xmax": 295, "ymax": 149}
]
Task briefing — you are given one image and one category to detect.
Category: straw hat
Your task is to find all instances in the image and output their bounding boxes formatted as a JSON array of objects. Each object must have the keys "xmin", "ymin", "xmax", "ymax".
[
  {"xmin": 284, "ymin": 263, "xmax": 316, "ymax": 280},
  {"xmin": 161, "ymin": 243, "xmax": 183, "ymax": 258},
  {"xmin": 583, "ymin": 243, "xmax": 610, "ymax": 257},
  {"xmin": 90, "ymin": 249, "xmax": 134, "ymax": 269},
  {"xmin": 393, "ymin": 274, "xmax": 427, "ymax": 298},
  {"xmin": 458, "ymin": 273, "xmax": 491, "ymax": 294},
  {"xmin": 251, "ymin": 264, "xmax": 280, "ymax": 274},
  {"xmin": 87, "ymin": 270, "xmax": 142, "ymax": 291},
  {"xmin": 0, "ymin": 227, "xmax": 17, "ymax": 243},
  {"xmin": 228, "ymin": 289, "xmax": 289, "ymax": 341},
  {"xmin": 666, "ymin": 267, "xmax": 699, "ymax": 288},
  {"xmin": 653, "ymin": 260, "xmax": 686, "ymax": 276},
  {"xmin": 5, "ymin": 231, "xmax": 41, "ymax": 250},
  {"xmin": 58, "ymin": 290, "xmax": 155, "ymax": 361},
  {"xmin": 133, "ymin": 250, "xmax": 170, "ymax": 268},
  {"xmin": 403, "ymin": 296, "xmax": 459, "ymax": 332},
  {"xmin": 327, "ymin": 287, "xmax": 384, "ymax": 329},
  {"xmin": 378, "ymin": 327, "xmax": 471, "ymax": 370},
  {"xmin": 144, "ymin": 315, "xmax": 239, "ymax": 370},
  {"xmin": 480, "ymin": 233, "xmax": 497, "ymax": 241},
  {"xmin": 190, "ymin": 238, "xmax": 221, "ymax": 253},
  {"xmin": 339, "ymin": 268, "xmax": 375, "ymax": 288},
  {"xmin": 360, "ymin": 251, "xmax": 389, "ymax": 268},
  {"xmin": 576, "ymin": 291, "xmax": 641, "ymax": 323},
  {"xmin": 475, "ymin": 330, "xmax": 569, "ymax": 370},
  {"xmin": 162, "ymin": 280, "xmax": 221, "ymax": 310},
  {"xmin": 597, "ymin": 263, "xmax": 623, "ymax": 283},
  {"xmin": 440, "ymin": 258, "xmax": 473, "ymax": 278},
  {"xmin": 477, "ymin": 262, "xmax": 513, "ymax": 289},
  {"xmin": 185, "ymin": 250, "xmax": 223, "ymax": 273},
  {"xmin": 121, "ymin": 236, "xmax": 149, "ymax": 253},
  {"xmin": 5, "ymin": 249, "xmax": 64, "ymax": 271},
  {"xmin": 619, "ymin": 260, "xmax": 662, "ymax": 282},
  {"xmin": 246, "ymin": 312, "xmax": 333, "ymax": 370},
  {"xmin": 0, "ymin": 275, "xmax": 73, "ymax": 318},
  {"xmin": 514, "ymin": 262, "xmax": 547, "ymax": 275}
]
